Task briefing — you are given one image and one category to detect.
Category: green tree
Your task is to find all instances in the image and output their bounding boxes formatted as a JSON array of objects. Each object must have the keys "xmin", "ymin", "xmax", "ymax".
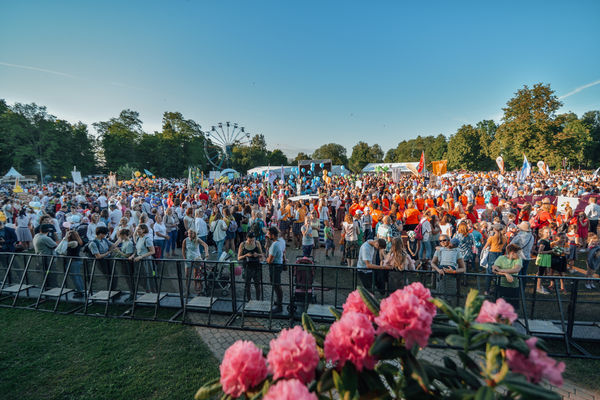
[
  {"xmin": 312, "ymin": 143, "xmax": 348, "ymax": 166},
  {"xmin": 292, "ymin": 152, "xmax": 311, "ymax": 164},
  {"xmin": 349, "ymin": 141, "xmax": 384, "ymax": 173},
  {"xmin": 491, "ymin": 83, "xmax": 562, "ymax": 169},
  {"xmin": 548, "ymin": 113, "xmax": 591, "ymax": 169},
  {"xmin": 447, "ymin": 124, "xmax": 491, "ymax": 170},
  {"xmin": 94, "ymin": 110, "xmax": 144, "ymax": 173},
  {"xmin": 231, "ymin": 134, "xmax": 269, "ymax": 173},
  {"xmin": 267, "ymin": 149, "xmax": 288, "ymax": 166},
  {"xmin": 582, "ymin": 111, "xmax": 600, "ymax": 167}
]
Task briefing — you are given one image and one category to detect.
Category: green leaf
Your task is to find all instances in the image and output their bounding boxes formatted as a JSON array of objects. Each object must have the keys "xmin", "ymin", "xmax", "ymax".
[
  {"xmin": 332, "ymin": 369, "xmax": 344, "ymax": 394},
  {"xmin": 369, "ymin": 333, "xmax": 396, "ymax": 358},
  {"xmin": 406, "ymin": 352, "xmax": 431, "ymax": 391},
  {"xmin": 471, "ymin": 323, "xmax": 503, "ymax": 334},
  {"xmin": 302, "ymin": 312, "xmax": 316, "ymax": 333},
  {"xmin": 341, "ymin": 363, "xmax": 359, "ymax": 396},
  {"xmin": 503, "ymin": 376, "xmax": 561, "ymax": 400},
  {"xmin": 317, "ymin": 368, "xmax": 334, "ymax": 393},
  {"xmin": 458, "ymin": 351, "xmax": 481, "ymax": 375},
  {"xmin": 443, "ymin": 356, "xmax": 457, "ymax": 370},
  {"xmin": 431, "ymin": 298, "xmax": 461, "ymax": 323},
  {"xmin": 456, "ymin": 367, "xmax": 482, "ymax": 389},
  {"xmin": 194, "ymin": 380, "xmax": 222, "ymax": 400},
  {"xmin": 474, "ymin": 386, "xmax": 495, "ymax": 400},
  {"xmin": 329, "ymin": 306, "xmax": 342, "ymax": 320},
  {"xmin": 506, "ymin": 337, "xmax": 529, "ymax": 355},
  {"xmin": 488, "ymin": 334, "xmax": 509, "ymax": 348},
  {"xmin": 431, "ymin": 322, "xmax": 459, "ymax": 337},
  {"xmin": 469, "ymin": 332, "xmax": 489, "ymax": 350},
  {"xmin": 446, "ymin": 334, "xmax": 467, "ymax": 348},
  {"xmin": 357, "ymin": 285, "xmax": 380, "ymax": 316}
]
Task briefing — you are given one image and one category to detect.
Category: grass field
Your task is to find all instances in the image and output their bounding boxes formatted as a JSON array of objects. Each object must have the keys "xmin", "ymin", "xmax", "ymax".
[{"xmin": 0, "ymin": 308, "xmax": 219, "ymax": 400}]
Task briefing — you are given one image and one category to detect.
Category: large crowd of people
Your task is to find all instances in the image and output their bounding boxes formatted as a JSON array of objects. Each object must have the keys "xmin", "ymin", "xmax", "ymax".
[{"xmin": 1, "ymin": 168, "xmax": 599, "ymax": 311}]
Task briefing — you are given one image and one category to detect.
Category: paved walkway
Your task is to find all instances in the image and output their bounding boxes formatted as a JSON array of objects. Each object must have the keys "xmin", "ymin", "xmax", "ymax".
[{"xmin": 196, "ymin": 326, "xmax": 598, "ymax": 400}]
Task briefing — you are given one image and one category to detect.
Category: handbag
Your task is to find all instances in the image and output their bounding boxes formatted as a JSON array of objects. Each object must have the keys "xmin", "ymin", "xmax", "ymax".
[{"xmin": 479, "ymin": 247, "xmax": 489, "ymax": 268}]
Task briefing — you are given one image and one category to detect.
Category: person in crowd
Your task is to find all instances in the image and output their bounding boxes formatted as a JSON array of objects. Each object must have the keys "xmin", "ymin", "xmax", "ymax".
[
  {"xmin": 356, "ymin": 238, "xmax": 387, "ymax": 294},
  {"xmin": 431, "ymin": 236, "xmax": 466, "ymax": 301},
  {"xmin": 164, "ymin": 207, "xmax": 178, "ymax": 257},
  {"xmin": 88, "ymin": 226, "xmax": 118, "ymax": 290},
  {"xmin": 64, "ymin": 228, "xmax": 85, "ymax": 298},
  {"xmin": 585, "ymin": 234, "xmax": 600, "ymax": 290},
  {"xmin": 535, "ymin": 227, "xmax": 553, "ymax": 295},
  {"xmin": 266, "ymin": 227, "xmax": 286, "ymax": 314},
  {"xmin": 482, "ymin": 224, "xmax": 506, "ymax": 294},
  {"xmin": 492, "ymin": 243, "xmax": 523, "ymax": 309},
  {"xmin": 584, "ymin": 196, "xmax": 600, "ymax": 235},
  {"xmin": 0, "ymin": 220, "xmax": 18, "ymax": 253},
  {"xmin": 549, "ymin": 234, "xmax": 568, "ymax": 294},
  {"xmin": 509, "ymin": 221, "xmax": 535, "ymax": 273},
  {"xmin": 182, "ymin": 228, "xmax": 209, "ymax": 296},
  {"xmin": 453, "ymin": 221, "xmax": 475, "ymax": 271},
  {"xmin": 324, "ymin": 219, "xmax": 335, "ymax": 259},
  {"xmin": 130, "ymin": 224, "xmax": 156, "ymax": 292},
  {"xmin": 238, "ymin": 231, "xmax": 263, "ymax": 301},
  {"xmin": 153, "ymin": 213, "xmax": 169, "ymax": 259},
  {"xmin": 210, "ymin": 212, "xmax": 228, "ymax": 259},
  {"xmin": 301, "ymin": 212, "xmax": 314, "ymax": 257},
  {"xmin": 111, "ymin": 227, "xmax": 136, "ymax": 301},
  {"xmin": 384, "ymin": 236, "xmax": 416, "ymax": 290},
  {"xmin": 342, "ymin": 213, "xmax": 359, "ymax": 267},
  {"xmin": 16, "ymin": 208, "xmax": 33, "ymax": 250}
]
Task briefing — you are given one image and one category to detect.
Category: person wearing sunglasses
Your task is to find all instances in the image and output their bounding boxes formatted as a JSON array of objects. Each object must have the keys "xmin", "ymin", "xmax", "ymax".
[{"xmin": 431, "ymin": 235, "xmax": 465, "ymax": 301}]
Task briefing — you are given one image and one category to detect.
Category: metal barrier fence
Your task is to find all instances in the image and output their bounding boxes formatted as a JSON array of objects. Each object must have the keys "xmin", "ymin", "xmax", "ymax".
[{"xmin": 1, "ymin": 252, "xmax": 599, "ymax": 359}]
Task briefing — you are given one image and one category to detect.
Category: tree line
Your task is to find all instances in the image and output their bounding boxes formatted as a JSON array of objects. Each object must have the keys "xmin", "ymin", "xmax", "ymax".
[{"xmin": 1, "ymin": 82, "xmax": 599, "ymax": 179}]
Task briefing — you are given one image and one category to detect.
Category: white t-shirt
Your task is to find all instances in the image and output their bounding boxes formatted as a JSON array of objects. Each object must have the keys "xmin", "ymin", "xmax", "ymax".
[
  {"xmin": 153, "ymin": 222, "xmax": 167, "ymax": 241},
  {"xmin": 97, "ymin": 195, "xmax": 108, "ymax": 208}
]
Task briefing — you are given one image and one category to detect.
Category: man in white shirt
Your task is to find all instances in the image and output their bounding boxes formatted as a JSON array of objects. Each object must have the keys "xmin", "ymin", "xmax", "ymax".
[
  {"xmin": 585, "ymin": 197, "xmax": 600, "ymax": 235},
  {"xmin": 108, "ymin": 204, "xmax": 122, "ymax": 230},
  {"xmin": 357, "ymin": 238, "xmax": 387, "ymax": 292},
  {"xmin": 97, "ymin": 193, "xmax": 108, "ymax": 209},
  {"xmin": 195, "ymin": 209, "xmax": 208, "ymax": 242}
]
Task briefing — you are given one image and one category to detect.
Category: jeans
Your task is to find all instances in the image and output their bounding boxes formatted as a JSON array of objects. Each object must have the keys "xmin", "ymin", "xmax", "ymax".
[
  {"xmin": 167, "ymin": 230, "xmax": 177, "ymax": 253},
  {"xmin": 199, "ymin": 236, "xmax": 207, "ymax": 257},
  {"xmin": 70, "ymin": 259, "xmax": 84, "ymax": 292},
  {"xmin": 419, "ymin": 240, "xmax": 433, "ymax": 260},
  {"xmin": 486, "ymin": 251, "xmax": 502, "ymax": 293},
  {"xmin": 216, "ymin": 239, "xmax": 225, "ymax": 258},
  {"xmin": 155, "ymin": 239, "xmax": 167, "ymax": 258}
]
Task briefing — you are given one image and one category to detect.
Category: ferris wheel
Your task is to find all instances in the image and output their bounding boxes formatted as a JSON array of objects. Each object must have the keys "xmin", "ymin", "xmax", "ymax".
[{"xmin": 204, "ymin": 122, "xmax": 251, "ymax": 170}]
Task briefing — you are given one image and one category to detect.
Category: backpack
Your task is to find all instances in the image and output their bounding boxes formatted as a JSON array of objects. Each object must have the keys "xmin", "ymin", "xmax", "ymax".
[
  {"xmin": 228, "ymin": 219, "xmax": 238, "ymax": 233},
  {"xmin": 414, "ymin": 222, "xmax": 423, "ymax": 241},
  {"xmin": 76, "ymin": 223, "xmax": 90, "ymax": 245},
  {"xmin": 251, "ymin": 220, "xmax": 263, "ymax": 239},
  {"xmin": 83, "ymin": 239, "xmax": 99, "ymax": 258}
]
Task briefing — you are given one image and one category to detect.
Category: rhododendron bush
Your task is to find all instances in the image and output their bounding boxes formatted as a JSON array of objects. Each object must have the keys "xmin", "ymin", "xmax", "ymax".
[{"xmin": 196, "ymin": 284, "xmax": 563, "ymax": 399}]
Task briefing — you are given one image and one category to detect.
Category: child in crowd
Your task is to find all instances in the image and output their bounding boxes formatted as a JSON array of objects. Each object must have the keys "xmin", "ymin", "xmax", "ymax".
[{"xmin": 324, "ymin": 220, "xmax": 335, "ymax": 259}]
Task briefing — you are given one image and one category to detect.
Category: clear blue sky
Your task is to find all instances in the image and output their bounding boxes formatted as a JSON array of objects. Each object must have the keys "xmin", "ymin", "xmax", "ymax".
[{"xmin": 1, "ymin": 0, "xmax": 599, "ymax": 157}]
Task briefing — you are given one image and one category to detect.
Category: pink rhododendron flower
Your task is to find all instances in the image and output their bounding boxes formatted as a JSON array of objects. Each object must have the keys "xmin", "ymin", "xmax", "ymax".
[
  {"xmin": 403, "ymin": 282, "xmax": 437, "ymax": 315},
  {"xmin": 476, "ymin": 298, "xmax": 518, "ymax": 324},
  {"xmin": 324, "ymin": 311, "xmax": 376, "ymax": 371},
  {"xmin": 220, "ymin": 340, "xmax": 268, "ymax": 397},
  {"xmin": 263, "ymin": 379, "xmax": 318, "ymax": 400},
  {"xmin": 342, "ymin": 290, "xmax": 375, "ymax": 321},
  {"xmin": 506, "ymin": 337, "xmax": 565, "ymax": 386},
  {"xmin": 267, "ymin": 326, "xmax": 319, "ymax": 383},
  {"xmin": 375, "ymin": 286, "xmax": 436, "ymax": 349}
]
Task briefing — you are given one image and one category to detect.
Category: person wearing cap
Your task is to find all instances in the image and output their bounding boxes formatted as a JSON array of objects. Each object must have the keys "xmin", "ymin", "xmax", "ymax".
[{"xmin": 510, "ymin": 221, "xmax": 534, "ymax": 272}]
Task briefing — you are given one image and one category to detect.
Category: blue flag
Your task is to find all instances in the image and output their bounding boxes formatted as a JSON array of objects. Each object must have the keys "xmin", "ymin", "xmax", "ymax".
[{"xmin": 519, "ymin": 154, "xmax": 531, "ymax": 182}]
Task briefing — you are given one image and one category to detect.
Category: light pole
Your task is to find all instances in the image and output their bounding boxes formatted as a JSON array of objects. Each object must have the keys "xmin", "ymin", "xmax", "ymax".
[{"xmin": 38, "ymin": 160, "xmax": 43, "ymax": 185}]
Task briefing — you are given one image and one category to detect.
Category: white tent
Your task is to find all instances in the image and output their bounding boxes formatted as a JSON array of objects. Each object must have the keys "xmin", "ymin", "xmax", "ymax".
[{"xmin": 3, "ymin": 167, "xmax": 24, "ymax": 179}]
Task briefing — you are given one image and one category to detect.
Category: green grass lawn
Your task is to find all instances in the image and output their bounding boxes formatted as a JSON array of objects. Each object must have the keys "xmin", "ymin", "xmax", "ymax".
[{"xmin": 0, "ymin": 308, "xmax": 219, "ymax": 400}]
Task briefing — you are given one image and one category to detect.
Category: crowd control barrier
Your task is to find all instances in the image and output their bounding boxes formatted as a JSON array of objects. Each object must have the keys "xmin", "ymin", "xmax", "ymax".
[{"xmin": 1, "ymin": 252, "xmax": 599, "ymax": 359}]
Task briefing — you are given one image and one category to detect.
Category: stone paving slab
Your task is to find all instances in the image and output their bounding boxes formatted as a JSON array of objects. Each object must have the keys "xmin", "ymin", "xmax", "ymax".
[{"xmin": 195, "ymin": 326, "xmax": 597, "ymax": 400}]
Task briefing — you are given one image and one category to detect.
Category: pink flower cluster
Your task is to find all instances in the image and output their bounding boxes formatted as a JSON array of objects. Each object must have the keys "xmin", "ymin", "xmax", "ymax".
[
  {"xmin": 219, "ymin": 340, "xmax": 268, "ymax": 398},
  {"xmin": 506, "ymin": 337, "xmax": 565, "ymax": 386},
  {"xmin": 267, "ymin": 326, "xmax": 320, "ymax": 383},
  {"xmin": 476, "ymin": 298, "xmax": 518, "ymax": 324},
  {"xmin": 342, "ymin": 290, "xmax": 375, "ymax": 321},
  {"xmin": 374, "ymin": 282, "xmax": 436, "ymax": 349},
  {"xmin": 263, "ymin": 379, "xmax": 318, "ymax": 400},
  {"xmin": 324, "ymin": 311, "xmax": 377, "ymax": 371}
]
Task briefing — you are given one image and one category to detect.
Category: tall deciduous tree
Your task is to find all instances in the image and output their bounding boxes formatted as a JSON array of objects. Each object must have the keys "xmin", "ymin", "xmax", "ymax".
[
  {"xmin": 447, "ymin": 124, "xmax": 490, "ymax": 170},
  {"xmin": 349, "ymin": 141, "xmax": 384, "ymax": 173},
  {"xmin": 491, "ymin": 83, "xmax": 562, "ymax": 169},
  {"xmin": 93, "ymin": 110, "xmax": 144, "ymax": 173},
  {"xmin": 312, "ymin": 143, "xmax": 348, "ymax": 166}
]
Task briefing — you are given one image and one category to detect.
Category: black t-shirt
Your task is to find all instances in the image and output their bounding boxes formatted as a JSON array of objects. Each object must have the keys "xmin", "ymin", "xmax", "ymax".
[{"xmin": 538, "ymin": 238, "xmax": 551, "ymax": 253}]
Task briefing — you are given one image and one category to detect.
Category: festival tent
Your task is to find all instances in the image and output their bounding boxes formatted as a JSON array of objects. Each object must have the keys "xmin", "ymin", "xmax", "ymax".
[
  {"xmin": 247, "ymin": 165, "xmax": 346, "ymax": 177},
  {"xmin": 2, "ymin": 167, "xmax": 24, "ymax": 180},
  {"xmin": 361, "ymin": 162, "xmax": 418, "ymax": 174},
  {"xmin": 219, "ymin": 168, "xmax": 240, "ymax": 179}
]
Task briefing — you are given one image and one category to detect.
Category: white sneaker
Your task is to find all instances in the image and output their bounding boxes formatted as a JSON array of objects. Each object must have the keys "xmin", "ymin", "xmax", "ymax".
[
  {"xmin": 585, "ymin": 283, "xmax": 597, "ymax": 289},
  {"xmin": 536, "ymin": 287, "xmax": 550, "ymax": 295}
]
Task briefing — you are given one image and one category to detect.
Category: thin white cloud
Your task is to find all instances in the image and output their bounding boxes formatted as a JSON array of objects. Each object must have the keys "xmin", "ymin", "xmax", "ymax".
[
  {"xmin": 559, "ymin": 79, "xmax": 600, "ymax": 99},
  {"xmin": 0, "ymin": 61, "xmax": 81, "ymax": 80}
]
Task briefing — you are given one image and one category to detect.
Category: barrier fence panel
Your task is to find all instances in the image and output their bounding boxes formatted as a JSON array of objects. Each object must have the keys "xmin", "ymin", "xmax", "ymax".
[{"xmin": 1, "ymin": 252, "xmax": 599, "ymax": 359}]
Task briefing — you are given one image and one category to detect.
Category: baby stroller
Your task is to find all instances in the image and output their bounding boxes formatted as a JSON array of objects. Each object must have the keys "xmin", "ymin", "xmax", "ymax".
[
  {"xmin": 292, "ymin": 255, "xmax": 316, "ymax": 316},
  {"xmin": 202, "ymin": 251, "xmax": 233, "ymax": 297}
]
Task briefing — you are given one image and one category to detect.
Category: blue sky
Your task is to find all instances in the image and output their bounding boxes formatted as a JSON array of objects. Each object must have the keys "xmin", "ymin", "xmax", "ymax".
[{"xmin": 1, "ymin": 0, "xmax": 599, "ymax": 157}]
